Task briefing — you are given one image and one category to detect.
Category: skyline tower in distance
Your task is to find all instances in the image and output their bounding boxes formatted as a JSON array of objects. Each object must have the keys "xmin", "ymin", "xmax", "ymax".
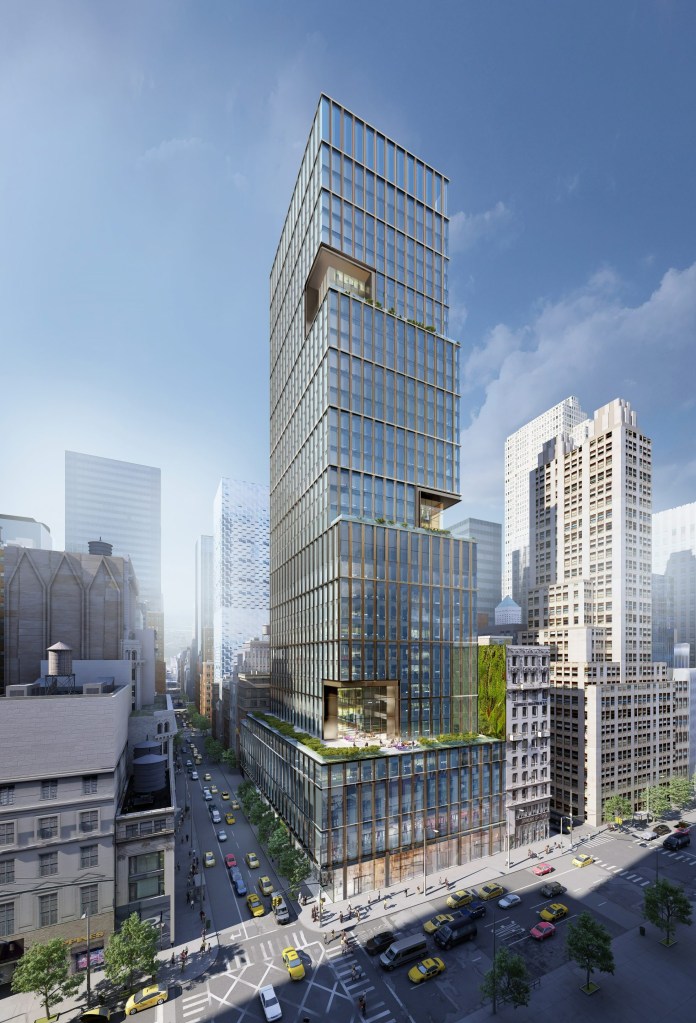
[{"xmin": 65, "ymin": 450, "xmax": 162, "ymax": 613}]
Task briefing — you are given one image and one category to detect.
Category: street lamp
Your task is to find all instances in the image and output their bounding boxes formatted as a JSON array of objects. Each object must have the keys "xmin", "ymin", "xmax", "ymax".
[
  {"xmin": 562, "ymin": 815, "xmax": 574, "ymax": 850},
  {"xmin": 81, "ymin": 907, "xmax": 92, "ymax": 1008}
]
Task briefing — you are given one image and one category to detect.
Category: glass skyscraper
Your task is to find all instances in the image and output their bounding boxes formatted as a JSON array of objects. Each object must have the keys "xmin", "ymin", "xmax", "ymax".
[
  {"xmin": 241, "ymin": 96, "xmax": 504, "ymax": 898},
  {"xmin": 213, "ymin": 479, "xmax": 270, "ymax": 691},
  {"xmin": 65, "ymin": 451, "xmax": 162, "ymax": 612}
]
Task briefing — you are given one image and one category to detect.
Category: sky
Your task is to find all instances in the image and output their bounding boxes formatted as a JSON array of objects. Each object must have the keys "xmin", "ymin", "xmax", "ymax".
[{"xmin": 1, "ymin": 0, "xmax": 695, "ymax": 634}]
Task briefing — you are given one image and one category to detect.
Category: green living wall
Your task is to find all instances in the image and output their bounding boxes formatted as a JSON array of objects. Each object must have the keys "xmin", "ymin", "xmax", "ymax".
[{"xmin": 477, "ymin": 644, "xmax": 507, "ymax": 740}]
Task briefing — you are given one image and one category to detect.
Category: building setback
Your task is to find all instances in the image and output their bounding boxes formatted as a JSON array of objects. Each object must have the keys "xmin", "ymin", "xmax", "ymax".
[{"xmin": 241, "ymin": 95, "xmax": 504, "ymax": 900}]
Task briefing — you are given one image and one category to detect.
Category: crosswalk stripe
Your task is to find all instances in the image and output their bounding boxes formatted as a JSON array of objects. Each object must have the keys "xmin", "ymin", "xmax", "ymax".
[{"xmin": 364, "ymin": 1010, "xmax": 392, "ymax": 1022}]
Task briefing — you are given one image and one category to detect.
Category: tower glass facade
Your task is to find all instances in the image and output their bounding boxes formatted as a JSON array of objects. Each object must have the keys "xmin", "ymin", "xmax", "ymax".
[{"xmin": 242, "ymin": 96, "xmax": 504, "ymax": 899}]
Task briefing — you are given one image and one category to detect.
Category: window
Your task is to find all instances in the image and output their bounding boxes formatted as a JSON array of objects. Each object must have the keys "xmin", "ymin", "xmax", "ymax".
[
  {"xmin": 38, "ymin": 816, "xmax": 58, "ymax": 840},
  {"xmin": 80, "ymin": 885, "xmax": 98, "ymax": 917},
  {"xmin": 41, "ymin": 780, "xmax": 58, "ymax": 800},
  {"xmin": 80, "ymin": 845, "xmax": 98, "ymax": 869},
  {"xmin": 39, "ymin": 852, "xmax": 58, "ymax": 877},
  {"xmin": 0, "ymin": 860, "xmax": 14, "ymax": 884},
  {"xmin": 82, "ymin": 776, "xmax": 98, "ymax": 795},
  {"xmin": 0, "ymin": 823, "xmax": 15, "ymax": 846},
  {"xmin": 0, "ymin": 902, "xmax": 14, "ymax": 937},
  {"xmin": 39, "ymin": 892, "xmax": 58, "ymax": 927},
  {"xmin": 0, "ymin": 786, "xmax": 15, "ymax": 806},
  {"xmin": 80, "ymin": 811, "xmax": 98, "ymax": 833}
]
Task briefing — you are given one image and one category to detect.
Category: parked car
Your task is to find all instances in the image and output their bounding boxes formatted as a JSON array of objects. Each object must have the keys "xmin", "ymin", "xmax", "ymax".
[
  {"xmin": 532, "ymin": 862, "xmax": 554, "ymax": 876},
  {"xmin": 530, "ymin": 921, "xmax": 556, "ymax": 941},
  {"xmin": 463, "ymin": 901, "xmax": 486, "ymax": 920},
  {"xmin": 653, "ymin": 824, "xmax": 671, "ymax": 837}
]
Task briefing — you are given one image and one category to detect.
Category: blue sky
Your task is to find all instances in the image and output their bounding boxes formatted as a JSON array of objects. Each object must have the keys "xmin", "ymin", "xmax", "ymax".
[{"xmin": 2, "ymin": 0, "xmax": 695, "ymax": 628}]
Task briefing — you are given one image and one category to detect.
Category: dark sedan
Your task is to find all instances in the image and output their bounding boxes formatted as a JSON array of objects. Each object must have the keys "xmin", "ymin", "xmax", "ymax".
[{"xmin": 365, "ymin": 930, "xmax": 395, "ymax": 955}]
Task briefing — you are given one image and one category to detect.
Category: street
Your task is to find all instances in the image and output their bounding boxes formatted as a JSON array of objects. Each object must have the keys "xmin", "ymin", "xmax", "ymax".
[{"xmin": 156, "ymin": 741, "xmax": 696, "ymax": 1023}]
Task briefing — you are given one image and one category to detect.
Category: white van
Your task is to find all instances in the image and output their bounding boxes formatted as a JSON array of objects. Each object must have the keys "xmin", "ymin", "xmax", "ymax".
[{"xmin": 379, "ymin": 934, "xmax": 428, "ymax": 970}]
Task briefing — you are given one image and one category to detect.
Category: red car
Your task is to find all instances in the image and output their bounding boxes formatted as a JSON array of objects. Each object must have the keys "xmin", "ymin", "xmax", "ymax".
[
  {"xmin": 532, "ymin": 862, "xmax": 554, "ymax": 876},
  {"xmin": 530, "ymin": 921, "xmax": 556, "ymax": 941},
  {"xmin": 225, "ymin": 853, "xmax": 237, "ymax": 869}
]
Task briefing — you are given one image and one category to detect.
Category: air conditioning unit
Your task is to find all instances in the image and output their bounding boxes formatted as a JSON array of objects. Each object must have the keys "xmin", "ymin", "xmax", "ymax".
[
  {"xmin": 7, "ymin": 684, "xmax": 35, "ymax": 697},
  {"xmin": 84, "ymin": 683, "xmax": 105, "ymax": 695}
]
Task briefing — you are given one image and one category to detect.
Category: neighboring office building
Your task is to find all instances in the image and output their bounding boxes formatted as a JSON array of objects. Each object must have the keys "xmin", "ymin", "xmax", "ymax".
[
  {"xmin": 241, "ymin": 96, "xmax": 504, "ymax": 900},
  {"xmin": 652, "ymin": 571, "xmax": 675, "ymax": 667},
  {"xmin": 0, "ymin": 515, "xmax": 52, "ymax": 550},
  {"xmin": 504, "ymin": 397, "xmax": 587, "ymax": 619},
  {"xmin": 505, "ymin": 644, "xmax": 551, "ymax": 849},
  {"xmin": 495, "ymin": 595, "xmax": 522, "ymax": 627},
  {"xmin": 226, "ymin": 629, "xmax": 271, "ymax": 756},
  {"xmin": 0, "ymin": 676, "xmax": 131, "ymax": 983},
  {"xmin": 450, "ymin": 518, "xmax": 502, "ymax": 631},
  {"xmin": 519, "ymin": 398, "xmax": 689, "ymax": 826},
  {"xmin": 2, "ymin": 545, "xmax": 151, "ymax": 701},
  {"xmin": 65, "ymin": 451, "xmax": 163, "ymax": 614},
  {"xmin": 213, "ymin": 480, "xmax": 269, "ymax": 701}
]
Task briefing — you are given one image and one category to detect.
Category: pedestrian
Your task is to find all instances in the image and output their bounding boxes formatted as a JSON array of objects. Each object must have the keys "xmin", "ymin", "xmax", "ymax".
[
  {"xmin": 358, "ymin": 994, "xmax": 366, "ymax": 1017},
  {"xmin": 347, "ymin": 903, "xmax": 352, "ymax": 917},
  {"xmin": 439, "ymin": 876, "xmax": 443, "ymax": 885},
  {"xmin": 351, "ymin": 964, "xmax": 358, "ymax": 981},
  {"xmin": 444, "ymin": 877, "xmax": 449, "ymax": 888},
  {"xmin": 200, "ymin": 909, "xmax": 206, "ymax": 923},
  {"xmin": 339, "ymin": 910, "xmax": 344, "ymax": 923},
  {"xmin": 177, "ymin": 861, "xmax": 180, "ymax": 872},
  {"xmin": 404, "ymin": 887, "xmax": 408, "ymax": 897},
  {"xmin": 186, "ymin": 834, "xmax": 189, "ymax": 843}
]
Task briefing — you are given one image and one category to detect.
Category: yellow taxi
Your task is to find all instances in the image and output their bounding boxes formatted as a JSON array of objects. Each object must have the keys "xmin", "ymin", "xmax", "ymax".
[
  {"xmin": 225, "ymin": 812, "xmax": 236, "ymax": 825},
  {"xmin": 423, "ymin": 913, "xmax": 454, "ymax": 935},
  {"xmin": 203, "ymin": 773, "xmax": 212, "ymax": 781},
  {"xmin": 446, "ymin": 889, "xmax": 473, "ymax": 910},
  {"xmin": 221, "ymin": 791, "xmax": 230, "ymax": 800},
  {"xmin": 231, "ymin": 800, "xmax": 240, "ymax": 810},
  {"xmin": 256, "ymin": 875, "xmax": 272, "ymax": 896},
  {"xmin": 210, "ymin": 785, "xmax": 218, "ymax": 794},
  {"xmin": 246, "ymin": 852, "xmax": 260, "ymax": 869},
  {"xmin": 203, "ymin": 851, "xmax": 215, "ymax": 868},
  {"xmin": 247, "ymin": 893, "xmax": 265, "ymax": 917},
  {"xmin": 572, "ymin": 853, "xmax": 594, "ymax": 868},
  {"xmin": 125, "ymin": 985, "xmax": 169, "ymax": 1015},
  {"xmin": 475, "ymin": 883, "xmax": 505, "ymax": 901},
  {"xmin": 539, "ymin": 902, "xmax": 568, "ymax": 923},
  {"xmin": 281, "ymin": 946, "xmax": 305, "ymax": 980},
  {"xmin": 408, "ymin": 957, "xmax": 445, "ymax": 984}
]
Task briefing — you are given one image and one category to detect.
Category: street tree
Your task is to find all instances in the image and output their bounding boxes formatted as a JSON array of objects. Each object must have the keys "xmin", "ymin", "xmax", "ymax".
[
  {"xmin": 204, "ymin": 738, "xmax": 224, "ymax": 762},
  {"xmin": 258, "ymin": 809, "xmax": 277, "ymax": 845},
  {"xmin": 643, "ymin": 878, "xmax": 692, "ymax": 946},
  {"xmin": 480, "ymin": 946, "xmax": 531, "ymax": 1011},
  {"xmin": 11, "ymin": 939, "xmax": 81, "ymax": 1019},
  {"xmin": 668, "ymin": 776, "xmax": 693, "ymax": 811},
  {"xmin": 278, "ymin": 848, "xmax": 311, "ymax": 895},
  {"xmin": 189, "ymin": 712, "xmax": 211, "ymax": 733},
  {"xmin": 248, "ymin": 798, "xmax": 270, "ymax": 827},
  {"xmin": 103, "ymin": 913, "xmax": 159, "ymax": 992},
  {"xmin": 566, "ymin": 912, "xmax": 615, "ymax": 993},
  {"xmin": 268, "ymin": 824, "xmax": 292, "ymax": 860},
  {"xmin": 602, "ymin": 795, "xmax": 632, "ymax": 823},
  {"xmin": 221, "ymin": 748, "xmax": 237, "ymax": 769},
  {"xmin": 642, "ymin": 784, "xmax": 671, "ymax": 821}
]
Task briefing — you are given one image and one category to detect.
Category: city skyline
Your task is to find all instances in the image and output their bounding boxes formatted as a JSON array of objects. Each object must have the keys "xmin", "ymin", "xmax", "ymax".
[{"xmin": 1, "ymin": 1, "xmax": 695, "ymax": 627}]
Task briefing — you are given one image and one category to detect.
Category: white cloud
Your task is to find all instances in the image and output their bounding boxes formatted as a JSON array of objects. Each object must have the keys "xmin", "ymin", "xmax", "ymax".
[
  {"xmin": 140, "ymin": 137, "xmax": 204, "ymax": 164},
  {"xmin": 458, "ymin": 261, "xmax": 696, "ymax": 517},
  {"xmin": 449, "ymin": 201, "xmax": 514, "ymax": 253}
]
